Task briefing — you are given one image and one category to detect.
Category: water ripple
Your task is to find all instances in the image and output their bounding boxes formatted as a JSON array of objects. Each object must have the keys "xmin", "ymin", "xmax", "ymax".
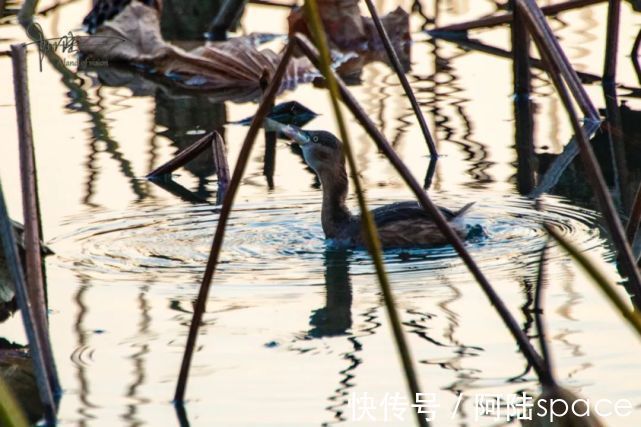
[{"xmin": 51, "ymin": 193, "xmax": 606, "ymax": 287}]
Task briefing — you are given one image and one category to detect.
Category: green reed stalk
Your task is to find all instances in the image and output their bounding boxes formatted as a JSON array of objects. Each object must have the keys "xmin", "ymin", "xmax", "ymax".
[
  {"xmin": 547, "ymin": 225, "xmax": 641, "ymax": 337},
  {"xmin": 0, "ymin": 377, "xmax": 29, "ymax": 427},
  {"xmin": 302, "ymin": 2, "xmax": 427, "ymax": 426}
]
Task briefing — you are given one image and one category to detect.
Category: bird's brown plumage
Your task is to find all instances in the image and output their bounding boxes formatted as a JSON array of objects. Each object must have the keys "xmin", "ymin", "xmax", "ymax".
[{"xmin": 283, "ymin": 126, "xmax": 474, "ymax": 249}]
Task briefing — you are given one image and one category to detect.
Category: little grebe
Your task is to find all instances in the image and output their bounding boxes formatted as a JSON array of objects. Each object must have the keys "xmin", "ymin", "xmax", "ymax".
[{"xmin": 270, "ymin": 121, "xmax": 474, "ymax": 248}]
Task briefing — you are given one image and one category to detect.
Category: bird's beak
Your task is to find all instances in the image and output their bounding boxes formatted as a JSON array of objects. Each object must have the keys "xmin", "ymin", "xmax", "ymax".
[{"xmin": 264, "ymin": 118, "xmax": 311, "ymax": 146}]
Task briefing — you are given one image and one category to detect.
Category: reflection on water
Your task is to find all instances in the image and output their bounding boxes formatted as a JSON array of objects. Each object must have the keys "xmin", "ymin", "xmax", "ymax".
[{"xmin": 2, "ymin": 1, "xmax": 641, "ymax": 426}]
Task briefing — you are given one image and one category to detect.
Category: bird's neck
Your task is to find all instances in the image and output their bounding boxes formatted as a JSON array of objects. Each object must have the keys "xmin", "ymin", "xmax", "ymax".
[{"xmin": 319, "ymin": 165, "xmax": 352, "ymax": 238}]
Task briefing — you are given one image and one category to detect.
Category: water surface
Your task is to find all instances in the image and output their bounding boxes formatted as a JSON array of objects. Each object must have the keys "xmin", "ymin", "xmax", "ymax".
[{"xmin": 1, "ymin": 1, "xmax": 641, "ymax": 426}]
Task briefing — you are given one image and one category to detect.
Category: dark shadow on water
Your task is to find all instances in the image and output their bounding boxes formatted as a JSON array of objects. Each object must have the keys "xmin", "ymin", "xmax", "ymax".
[
  {"xmin": 308, "ymin": 250, "xmax": 353, "ymax": 338},
  {"xmin": 290, "ymin": 249, "xmax": 383, "ymax": 425}
]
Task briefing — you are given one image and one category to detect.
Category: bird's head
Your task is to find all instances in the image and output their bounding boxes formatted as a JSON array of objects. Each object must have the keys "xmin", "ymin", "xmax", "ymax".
[
  {"xmin": 263, "ymin": 119, "xmax": 344, "ymax": 179},
  {"xmin": 292, "ymin": 130, "xmax": 344, "ymax": 177}
]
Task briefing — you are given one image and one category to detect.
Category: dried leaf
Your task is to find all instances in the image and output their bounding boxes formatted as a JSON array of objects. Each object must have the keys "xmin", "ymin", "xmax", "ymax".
[
  {"xmin": 288, "ymin": 1, "xmax": 410, "ymax": 50},
  {"xmin": 78, "ymin": 2, "xmax": 315, "ymax": 92}
]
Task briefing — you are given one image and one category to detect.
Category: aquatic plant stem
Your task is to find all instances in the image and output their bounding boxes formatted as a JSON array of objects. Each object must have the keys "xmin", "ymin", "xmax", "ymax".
[
  {"xmin": 511, "ymin": 1, "xmax": 536, "ymax": 195},
  {"xmin": 429, "ymin": 0, "xmax": 604, "ymax": 34},
  {"xmin": 603, "ymin": 0, "xmax": 621, "ymax": 83},
  {"xmin": 294, "ymin": 33, "xmax": 548, "ymax": 381},
  {"xmin": 146, "ymin": 131, "xmax": 229, "ymax": 204},
  {"xmin": 17, "ymin": 0, "xmax": 38, "ymax": 26},
  {"xmin": 0, "ymin": 181, "xmax": 56, "ymax": 425},
  {"xmin": 207, "ymin": 0, "xmax": 248, "ymax": 40},
  {"xmin": 11, "ymin": 43, "xmax": 61, "ymax": 397},
  {"xmin": 547, "ymin": 226, "xmax": 641, "ymax": 336},
  {"xmin": 515, "ymin": 0, "xmax": 599, "ymax": 121},
  {"xmin": 302, "ymin": 2, "xmax": 428, "ymax": 426},
  {"xmin": 362, "ymin": 0, "xmax": 438, "ymax": 157},
  {"xmin": 520, "ymin": 11, "xmax": 641, "ymax": 307},
  {"xmin": 174, "ymin": 43, "xmax": 296, "ymax": 403},
  {"xmin": 146, "ymin": 132, "xmax": 218, "ymax": 179},
  {"xmin": 428, "ymin": 32, "xmax": 611, "ymax": 87},
  {"xmin": 212, "ymin": 132, "xmax": 230, "ymax": 203}
]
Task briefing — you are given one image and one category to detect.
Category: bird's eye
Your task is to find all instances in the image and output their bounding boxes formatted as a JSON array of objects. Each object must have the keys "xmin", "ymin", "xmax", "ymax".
[{"xmin": 313, "ymin": 136, "xmax": 319, "ymax": 143}]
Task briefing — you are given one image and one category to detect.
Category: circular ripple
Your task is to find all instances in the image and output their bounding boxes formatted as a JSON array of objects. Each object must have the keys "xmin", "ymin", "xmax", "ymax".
[
  {"xmin": 70, "ymin": 345, "xmax": 97, "ymax": 367},
  {"xmin": 50, "ymin": 193, "xmax": 607, "ymax": 286}
]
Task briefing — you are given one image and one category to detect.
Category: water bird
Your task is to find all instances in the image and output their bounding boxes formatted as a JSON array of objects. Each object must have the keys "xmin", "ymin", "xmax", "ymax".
[
  {"xmin": 232, "ymin": 101, "xmax": 318, "ymax": 128},
  {"xmin": 266, "ymin": 120, "xmax": 474, "ymax": 248}
]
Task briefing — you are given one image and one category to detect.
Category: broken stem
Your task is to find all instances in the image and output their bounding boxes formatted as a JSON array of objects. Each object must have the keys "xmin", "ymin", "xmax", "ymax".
[
  {"xmin": 147, "ymin": 132, "xmax": 216, "ymax": 179},
  {"xmin": 174, "ymin": 42, "xmax": 296, "ymax": 403}
]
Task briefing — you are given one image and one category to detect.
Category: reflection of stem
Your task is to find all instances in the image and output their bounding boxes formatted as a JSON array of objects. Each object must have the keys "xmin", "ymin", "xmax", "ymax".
[
  {"xmin": 632, "ymin": 29, "xmax": 641, "ymax": 86},
  {"xmin": 534, "ymin": 242, "xmax": 555, "ymax": 386},
  {"xmin": 72, "ymin": 277, "xmax": 98, "ymax": 426},
  {"xmin": 422, "ymin": 38, "xmax": 492, "ymax": 187},
  {"xmin": 175, "ymin": 403, "xmax": 190, "ymax": 427},
  {"xmin": 408, "ymin": 281, "xmax": 481, "ymax": 425},
  {"xmin": 123, "ymin": 287, "xmax": 151, "ymax": 425},
  {"xmin": 363, "ymin": 0, "xmax": 438, "ymax": 157},
  {"xmin": 149, "ymin": 178, "xmax": 210, "ymax": 204},
  {"xmin": 323, "ymin": 306, "xmax": 381, "ymax": 426},
  {"xmin": 20, "ymin": 23, "xmax": 147, "ymax": 205}
]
